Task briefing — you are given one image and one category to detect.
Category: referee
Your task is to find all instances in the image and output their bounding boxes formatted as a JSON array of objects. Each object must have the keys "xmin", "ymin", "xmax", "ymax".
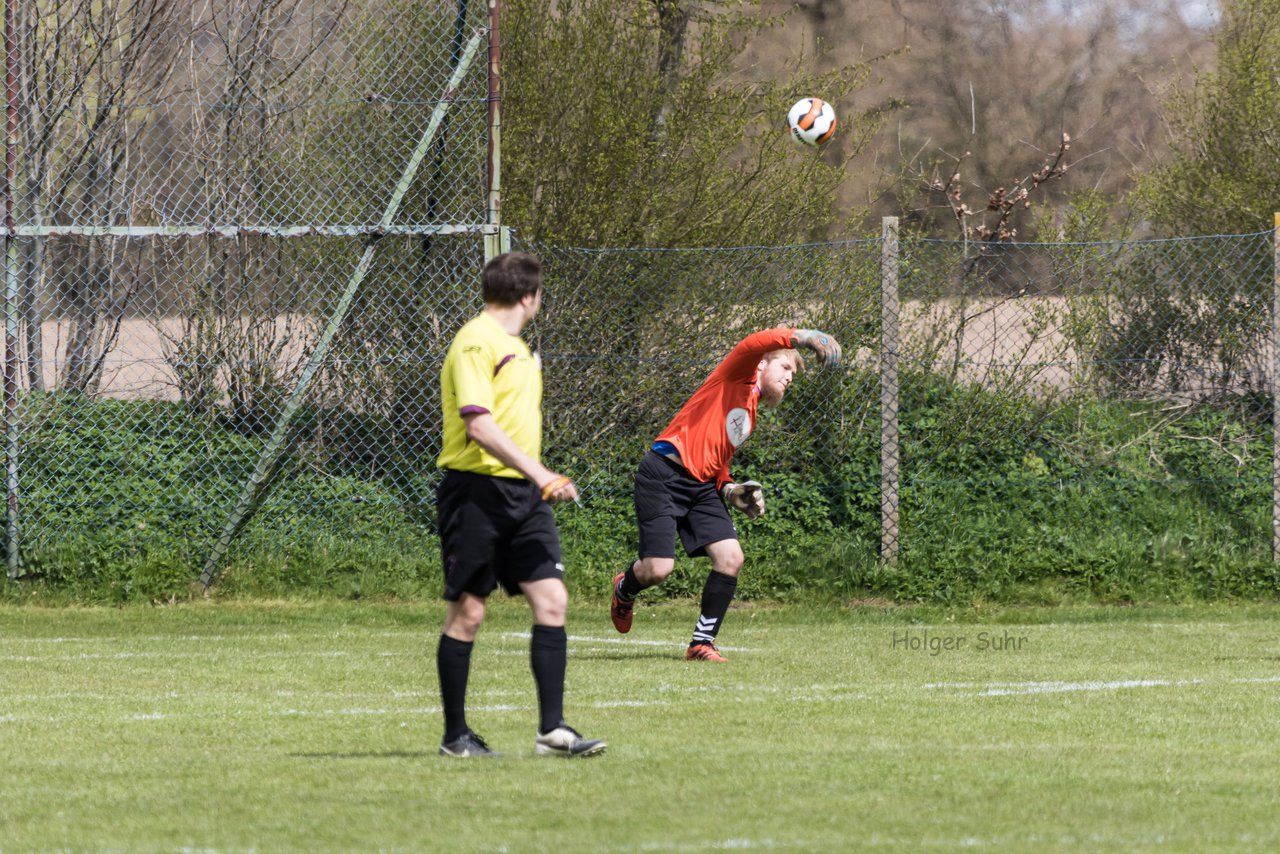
[{"xmin": 434, "ymin": 251, "xmax": 605, "ymax": 758}]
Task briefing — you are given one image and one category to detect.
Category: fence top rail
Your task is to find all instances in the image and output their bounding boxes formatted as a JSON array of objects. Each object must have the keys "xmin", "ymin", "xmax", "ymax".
[
  {"xmin": 527, "ymin": 237, "xmax": 886, "ymax": 254},
  {"xmin": 908, "ymin": 231, "xmax": 1273, "ymax": 249},
  {"xmin": 524, "ymin": 230, "xmax": 1275, "ymax": 255},
  {"xmin": 4, "ymin": 224, "xmax": 496, "ymax": 239}
]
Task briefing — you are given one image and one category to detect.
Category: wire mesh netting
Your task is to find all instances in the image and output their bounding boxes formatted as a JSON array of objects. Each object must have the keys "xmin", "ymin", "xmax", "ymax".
[
  {"xmin": 10, "ymin": 0, "xmax": 492, "ymax": 229},
  {"xmin": 527, "ymin": 240, "xmax": 883, "ymax": 491},
  {"xmin": 896, "ymin": 233, "xmax": 1274, "ymax": 480},
  {"xmin": 894, "ymin": 233, "xmax": 1276, "ymax": 570},
  {"xmin": 4, "ymin": 0, "xmax": 494, "ymax": 582},
  {"xmin": 528, "ymin": 233, "xmax": 1276, "ymax": 573},
  {"xmin": 8, "ymin": 222, "xmax": 1279, "ymax": 586}
]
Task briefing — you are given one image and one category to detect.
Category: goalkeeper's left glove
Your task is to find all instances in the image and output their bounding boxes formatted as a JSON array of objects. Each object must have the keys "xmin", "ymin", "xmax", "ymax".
[
  {"xmin": 792, "ymin": 328, "xmax": 843, "ymax": 367},
  {"xmin": 721, "ymin": 480, "xmax": 765, "ymax": 519}
]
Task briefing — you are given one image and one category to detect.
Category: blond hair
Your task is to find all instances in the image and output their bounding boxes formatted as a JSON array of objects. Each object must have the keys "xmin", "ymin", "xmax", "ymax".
[{"xmin": 761, "ymin": 347, "xmax": 804, "ymax": 374}]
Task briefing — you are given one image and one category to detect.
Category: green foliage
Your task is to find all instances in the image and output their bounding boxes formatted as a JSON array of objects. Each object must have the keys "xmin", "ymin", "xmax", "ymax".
[
  {"xmin": 5, "ymin": 377, "xmax": 1277, "ymax": 607},
  {"xmin": 545, "ymin": 365, "xmax": 1275, "ymax": 606},
  {"xmin": 502, "ymin": 0, "xmax": 893, "ymax": 245},
  {"xmin": 885, "ymin": 385, "xmax": 1276, "ymax": 605},
  {"xmin": 1134, "ymin": 0, "xmax": 1280, "ymax": 234},
  {"xmin": 9, "ymin": 396, "xmax": 438, "ymax": 604}
]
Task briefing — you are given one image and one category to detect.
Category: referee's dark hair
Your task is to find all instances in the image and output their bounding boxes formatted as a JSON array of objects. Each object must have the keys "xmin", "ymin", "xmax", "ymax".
[{"xmin": 482, "ymin": 251, "xmax": 544, "ymax": 306}]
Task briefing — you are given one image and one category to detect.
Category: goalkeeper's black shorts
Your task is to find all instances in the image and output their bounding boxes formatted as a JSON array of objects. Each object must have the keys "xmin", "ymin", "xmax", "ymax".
[{"xmin": 633, "ymin": 451, "xmax": 737, "ymax": 560}]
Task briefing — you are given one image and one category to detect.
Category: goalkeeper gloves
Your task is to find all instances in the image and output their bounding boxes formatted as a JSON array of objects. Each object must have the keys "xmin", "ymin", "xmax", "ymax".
[
  {"xmin": 721, "ymin": 480, "xmax": 766, "ymax": 519},
  {"xmin": 792, "ymin": 328, "xmax": 843, "ymax": 367}
]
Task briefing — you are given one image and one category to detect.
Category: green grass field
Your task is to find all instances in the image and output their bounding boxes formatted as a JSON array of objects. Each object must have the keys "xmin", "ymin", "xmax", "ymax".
[{"xmin": 3, "ymin": 598, "xmax": 1280, "ymax": 852}]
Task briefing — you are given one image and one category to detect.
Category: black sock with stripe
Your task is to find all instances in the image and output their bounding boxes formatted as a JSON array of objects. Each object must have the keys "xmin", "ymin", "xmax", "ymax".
[
  {"xmin": 617, "ymin": 564, "xmax": 649, "ymax": 601},
  {"xmin": 690, "ymin": 570, "xmax": 737, "ymax": 647}
]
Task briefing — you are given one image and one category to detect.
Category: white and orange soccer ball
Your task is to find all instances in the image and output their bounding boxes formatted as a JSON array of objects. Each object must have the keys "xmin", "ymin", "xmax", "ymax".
[{"xmin": 786, "ymin": 97, "xmax": 837, "ymax": 147}]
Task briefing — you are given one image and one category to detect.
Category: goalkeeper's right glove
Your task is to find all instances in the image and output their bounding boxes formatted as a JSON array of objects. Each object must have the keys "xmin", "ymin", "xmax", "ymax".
[
  {"xmin": 721, "ymin": 480, "xmax": 765, "ymax": 519},
  {"xmin": 792, "ymin": 328, "xmax": 843, "ymax": 367}
]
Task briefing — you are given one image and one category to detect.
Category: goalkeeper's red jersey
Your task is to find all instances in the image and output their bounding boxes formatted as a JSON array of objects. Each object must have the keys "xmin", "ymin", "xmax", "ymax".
[{"xmin": 655, "ymin": 327, "xmax": 795, "ymax": 489}]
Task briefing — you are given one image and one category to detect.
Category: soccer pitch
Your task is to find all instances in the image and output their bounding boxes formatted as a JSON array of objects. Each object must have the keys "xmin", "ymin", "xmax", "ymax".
[{"xmin": 3, "ymin": 600, "xmax": 1280, "ymax": 852}]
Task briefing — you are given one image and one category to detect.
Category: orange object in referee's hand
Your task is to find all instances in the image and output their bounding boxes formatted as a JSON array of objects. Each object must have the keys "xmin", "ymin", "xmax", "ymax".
[{"xmin": 541, "ymin": 476, "xmax": 572, "ymax": 501}]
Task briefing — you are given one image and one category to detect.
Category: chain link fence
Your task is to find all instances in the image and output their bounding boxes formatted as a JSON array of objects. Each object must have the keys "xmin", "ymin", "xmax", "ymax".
[
  {"xmin": 4, "ymin": 1, "xmax": 1278, "ymax": 596},
  {"xmin": 527, "ymin": 228, "xmax": 1277, "ymax": 586},
  {"xmin": 890, "ymin": 231, "xmax": 1275, "ymax": 574},
  {"xmin": 7, "ymin": 221, "xmax": 1278, "ymax": 591},
  {"xmin": 3, "ymin": 0, "xmax": 495, "ymax": 585}
]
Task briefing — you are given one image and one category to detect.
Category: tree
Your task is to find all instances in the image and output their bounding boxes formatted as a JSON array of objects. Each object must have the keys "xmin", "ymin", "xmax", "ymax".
[
  {"xmin": 758, "ymin": 0, "xmax": 1211, "ymax": 237},
  {"xmin": 18, "ymin": 0, "xmax": 186, "ymax": 393},
  {"xmin": 1134, "ymin": 0, "xmax": 1280, "ymax": 234},
  {"xmin": 501, "ymin": 0, "xmax": 897, "ymax": 246}
]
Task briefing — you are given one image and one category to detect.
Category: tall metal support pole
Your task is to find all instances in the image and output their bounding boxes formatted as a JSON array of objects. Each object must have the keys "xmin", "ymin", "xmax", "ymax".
[
  {"xmin": 1272, "ymin": 213, "xmax": 1279, "ymax": 564},
  {"xmin": 880, "ymin": 217, "xmax": 901, "ymax": 566},
  {"xmin": 199, "ymin": 27, "xmax": 490, "ymax": 590},
  {"xmin": 4, "ymin": 0, "xmax": 20, "ymax": 579},
  {"xmin": 485, "ymin": 0, "xmax": 507, "ymax": 261}
]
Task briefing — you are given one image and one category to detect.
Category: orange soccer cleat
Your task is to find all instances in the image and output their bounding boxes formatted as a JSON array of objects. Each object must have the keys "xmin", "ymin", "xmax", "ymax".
[
  {"xmin": 685, "ymin": 642, "xmax": 728, "ymax": 663},
  {"xmin": 610, "ymin": 572, "xmax": 635, "ymax": 634}
]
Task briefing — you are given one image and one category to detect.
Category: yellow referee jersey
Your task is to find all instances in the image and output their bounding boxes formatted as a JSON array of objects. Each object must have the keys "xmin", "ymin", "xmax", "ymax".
[{"xmin": 437, "ymin": 311, "xmax": 543, "ymax": 479}]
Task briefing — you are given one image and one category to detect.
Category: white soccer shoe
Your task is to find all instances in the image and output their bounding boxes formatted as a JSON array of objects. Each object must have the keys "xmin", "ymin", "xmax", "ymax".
[{"xmin": 535, "ymin": 724, "xmax": 607, "ymax": 758}]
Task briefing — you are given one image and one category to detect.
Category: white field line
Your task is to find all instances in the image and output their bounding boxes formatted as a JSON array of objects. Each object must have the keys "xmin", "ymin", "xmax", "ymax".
[
  {"xmin": 0, "ymin": 650, "xmax": 362, "ymax": 662},
  {"xmin": 504, "ymin": 631, "xmax": 757, "ymax": 653},
  {"xmin": 0, "ymin": 633, "xmax": 756, "ymax": 662},
  {"xmin": 506, "ymin": 828, "xmax": 1280, "ymax": 854},
  {"xmin": 0, "ymin": 621, "xmax": 1254, "ymax": 646},
  {"xmin": 1, "ymin": 671, "xmax": 1274, "ymax": 725},
  {"xmin": 0, "ymin": 630, "xmax": 450, "ymax": 646},
  {"xmin": 925, "ymin": 678, "xmax": 1217, "ymax": 696},
  {"xmin": 978, "ymin": 679, "xmax": 1197, "ymax": 696},
  {"xmin": 0, "ymin": 681, "xmax": 862, "ymax": 725},
  {"xmin": 590, "ymin": 839, "xmax": 818, "ymax": 853},
  {"xmin": 593, "ymin": 699, "xmax": 672, "ymax": 708}
]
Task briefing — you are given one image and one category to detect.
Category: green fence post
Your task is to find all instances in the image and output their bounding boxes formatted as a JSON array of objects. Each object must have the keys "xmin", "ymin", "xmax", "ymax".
[
  {"xmin": 881, "ymin": 216, "xmax": 900, "ymax": 566},
  {"xmin": 1264, "ymin": 212, "xmax": 1274, "ymax": 560},
  {"xmin": 4, "ymin": 1, "xmax": 19, "ymax": 580}
]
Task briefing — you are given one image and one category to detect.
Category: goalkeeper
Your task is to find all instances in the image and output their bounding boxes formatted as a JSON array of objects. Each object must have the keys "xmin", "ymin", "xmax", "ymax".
[{"xmin": 609, "ymin": 327, "xmax": 842, "ymax": 661}]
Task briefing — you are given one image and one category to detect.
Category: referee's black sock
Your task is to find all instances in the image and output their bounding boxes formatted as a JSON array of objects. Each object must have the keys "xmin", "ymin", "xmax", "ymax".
[
  {"xmin": 437, "ymin": 634, "xmax": 473, "ymax": 742},
  {"xmin": 530, "ymin": 624, "xmax": 567, "ymax": 734},
  {"xmin": 691, "ymin": 570, "xmax": 737, "ymax": 646}
]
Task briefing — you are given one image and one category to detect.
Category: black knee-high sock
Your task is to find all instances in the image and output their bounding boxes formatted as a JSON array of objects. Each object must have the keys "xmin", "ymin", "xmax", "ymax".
[
  {"xmin": 530, "ymin": 624, "xmax": 567, "ymax": 734},
  {"xmin": 691, "ymin": 570, "xmax": 737, "ymax": 646},
  {"xmin": 437, "ymin": 634, "xmax": 474, "ymax": 742},
  {"xmin": 617, "ymin": 562, "xmax": 650, "ymax": 600}
]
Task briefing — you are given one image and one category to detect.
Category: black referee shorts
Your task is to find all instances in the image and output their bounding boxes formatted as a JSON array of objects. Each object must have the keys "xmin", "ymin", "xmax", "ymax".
[
  {"xmin": 634, "ymin": 451, "xmax": 737, "ymax": 560},
  {"xmin": 436, "ymin": 469, "xmax": 565, "ymax": 601}
]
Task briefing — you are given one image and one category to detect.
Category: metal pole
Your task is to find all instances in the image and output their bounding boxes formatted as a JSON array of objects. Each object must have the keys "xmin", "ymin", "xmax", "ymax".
[
  {"xmin": 4, "ymin": 0, "xmax": 20, "ymax": 579},
  {"xmin": 880, "ymin": 216, "xmax": 901, "ymax": 566},
  {"xmin": 485, "ymin": 0, "xmax": 505, "ymax": 261},
  {"xmin": 1273, "ymin": 212, "xmax": 1279, "ymax": 564},
  {"xmin": 199, "ymin": 26, "xmax": 490, "ymax": 590}
]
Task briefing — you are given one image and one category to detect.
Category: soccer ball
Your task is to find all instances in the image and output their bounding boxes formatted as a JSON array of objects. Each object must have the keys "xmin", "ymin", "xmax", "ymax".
[{"xmin": 787, "ymin": 98, "xmax": 837, "ymax": 147}]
